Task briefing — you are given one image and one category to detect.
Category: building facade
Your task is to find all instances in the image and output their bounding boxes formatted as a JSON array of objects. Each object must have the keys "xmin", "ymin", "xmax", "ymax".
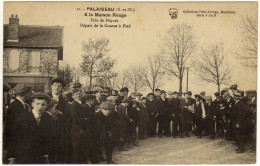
[{"xmin": 3, "ymin": 14, "xmax": 63, "ymax": 92}]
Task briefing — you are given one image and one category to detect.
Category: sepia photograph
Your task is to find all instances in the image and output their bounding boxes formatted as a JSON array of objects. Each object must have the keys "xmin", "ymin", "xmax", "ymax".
[{"xmin": 2, "ymin": 1, "xmax": 258, "ymax": 164}]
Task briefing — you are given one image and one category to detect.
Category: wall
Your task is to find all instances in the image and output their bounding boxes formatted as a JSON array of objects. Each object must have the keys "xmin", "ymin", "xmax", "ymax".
[{"xmin": 3, "ymin": 48, "xmax": 58, "ymax": 76}]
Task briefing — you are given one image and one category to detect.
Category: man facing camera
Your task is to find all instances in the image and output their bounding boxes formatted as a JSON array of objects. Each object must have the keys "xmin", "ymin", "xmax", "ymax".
[{"xmin": 8, "ymin": 93, "xmax": 52, "ymax": 164}]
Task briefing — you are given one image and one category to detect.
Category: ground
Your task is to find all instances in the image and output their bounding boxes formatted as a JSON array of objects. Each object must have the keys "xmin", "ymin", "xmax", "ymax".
[{"xmin": 113, "ymin": 135, "xmax": 256, "ymax": 164}]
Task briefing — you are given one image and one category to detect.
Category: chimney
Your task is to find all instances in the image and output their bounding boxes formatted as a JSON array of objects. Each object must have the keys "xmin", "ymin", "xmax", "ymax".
[{"xmin": 7, "ymin": 14, "xmax": 19, "ymax": 42}]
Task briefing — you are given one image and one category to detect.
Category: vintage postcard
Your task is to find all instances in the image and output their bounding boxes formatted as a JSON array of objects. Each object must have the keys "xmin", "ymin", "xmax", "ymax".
[{"xmin": 2, "ymin": 1, "xmax": 257, "ymax": 164}]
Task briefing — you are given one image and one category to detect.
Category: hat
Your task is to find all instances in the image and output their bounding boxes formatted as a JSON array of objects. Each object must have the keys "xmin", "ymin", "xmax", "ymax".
[
  {"xmin": 200, "ymin": 91, "xmax": 206, "ymax": 96},
  {"xmin": 122, "ymin": 97, "xmax": 132, "ymax": 103},
  {"xmin": 106, "ymin": 95, "xmax": 119, "ymax": 101},
  {"xmin": 120, "ymin": 87, "xmax": 129, "ymax": 92},
  {"xmin": 84, "ymin": 90, "xmax": 94, "ymax": 94},
  {"xmin": 222, "ymin": 92, "xmax": 229, "ymax": 98},
  {"xmin": 161, "ymin": 90, "xmax": 166, "ymax": 94},
  {"xmin": 218, "ymin": 98, "xmax": 226, "ymax": 105},
  {"xmin": 183, "ymin": 92, "xmax": 189, "ymax": 95},
  {"xmin": 93, "ymin": 87, "xmax": 104, "ymax": 92},
  {"xmin": 233, "ymin": 91, "xmax": 243, "ymax": 98},
  {"xmin": 131, "ymin": 92, "xmax": 143, "ymax": 96},
  {"xmin": 214, "ymin": 92, "xmax": 220, "ymax": 97},
  {"xmin": 237, "ymin": 90, "xmax": 244, "ymax": 97},
  {"xmin": 14, "ymin": 84, "xmax": 32, "ymax": 94},
  {"xmin": 71, "ymin": 88, "xmax": 81, "ymax": 94},
  {"xmin": 173, "ymin": 91, "xmax": 178, "ymax": 95},
  {"xmin": 222, "ymin": 88, "xmax": 229, "ymax": 92},
  {"xmin": 31, "ymin": 92, "xmax": 51, "ymax": 102},
  {"xmin": 100, "ymin": 101, "xmax": 115, "ymax": 110},
  {"xmin": 194, "ymin": 94, "xmax": 201, "ymax": 99},
  {"xmin": 155, "ymin": 89, "xmax": 161, "ymax": 92},
  {"xmin": 188, "ymin": 91, "xmax": 192, "ymax": 95},
  {"xmin": 167, "ymin": 91, "xmax": 174, "ymax": 95},
  {"xmin": 205, "ymin": 96, "xmax": 212, "ymax": 101},
  {"xmin": 147, "ymin": 93, "xmax": 155, "ymax": 96},
  {"xmin": 71, "ymin": 83, "xmax": 82, "ymax": 88},
  {"xmin": 230, "ymin": 84, "xmax": 238, "ymax": 90},
  {"xmin": 178, "ymin": 92, "xmax": 183, "ymax": 95},
  {"xmin": 51, "ymin": 78, "xmax": 65, "ymax": 87},
  {"xmin": 82, "ymin": 94, "xmax": 95, "ymax": 101}
]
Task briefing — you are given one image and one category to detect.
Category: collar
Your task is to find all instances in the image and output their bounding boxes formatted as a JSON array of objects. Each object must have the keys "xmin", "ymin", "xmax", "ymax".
[
  {"xmin": 74, "ymin": 99, "xmax": 81, "ymax": 104},
  {"xmin": 16, "ymin": 96, "xmax": 25, "ymax": 107},
  {"xmin": 52, "ymin": 92, "xmax": 60, "ymax": 99},
  {"xmin": 32, "ymin": 109, "xmax": 42, "ymax": 119}
]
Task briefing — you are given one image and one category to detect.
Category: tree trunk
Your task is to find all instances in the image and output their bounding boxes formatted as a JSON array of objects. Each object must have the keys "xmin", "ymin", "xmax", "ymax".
[
  {"xmin": 179, "ymin": 77, "xmax": 183, "ymax": 94},
  {"xmin": 89, "ymin": 76, "xmax": 92, "ymax": 90},
  {"xmin": 217, "ymin": 83, "xmax": 220, "ymax": 93}
]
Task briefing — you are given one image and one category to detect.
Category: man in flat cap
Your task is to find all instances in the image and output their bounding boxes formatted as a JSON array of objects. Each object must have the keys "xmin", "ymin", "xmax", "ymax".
[
  {"xmin": 168, "ymin": 91, "xmax": 181, "ymax": 138},
  {"xmin": 48, "ymin": 78, "xmax": 71, "ymax": 164},
  {"xmin": 93, "ymin": 87, "xmax": 105, "ymax": 110},
  {"xmin": 4, "ymin": 84, "xmax": 32, "ymax": 162},
  {"xmin": 84, "ymin": 101, "xmax": 115, "ymax": 164},
  {"xmin": 8, "ymin": 92, "xmax": 52, "ymax": 164},
  {"xmin": 231, "ymin": 91, "xmax": 247, "ymax": 153},
  {"xmin": 146, "ymin": 93, "xmax": 158, "ymax": 137}
]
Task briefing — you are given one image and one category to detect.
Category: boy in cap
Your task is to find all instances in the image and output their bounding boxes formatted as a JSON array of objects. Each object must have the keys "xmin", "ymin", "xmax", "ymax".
[
  {"xmin": 4, "ymin": 84, "xmax": 32, "ymax": 162},
  {"xmin": 8, "ymin": 92, "xmax": 51, "ymax": 164},
  {"xmin": 84, "ymin": 101, "xmax": 115, "ymax": 164},
  {"xmin": 218, "ymin": 98, "xmax": 228, "ymax": 140},
  {"xmin": 117, "ymin": 98, "xmax": 133, "ymax": 150}
]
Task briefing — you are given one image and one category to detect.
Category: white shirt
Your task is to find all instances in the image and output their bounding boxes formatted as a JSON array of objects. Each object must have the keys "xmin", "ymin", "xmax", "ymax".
[
  {"xmin": 52, "ymin": 93, "xmax": 60, "ymax": 101},
  {"xmin": 32, "ymin": 109, "xmax": 41, "ymax": 125},
  {"xmin": 74, "ymin": 99, "xmax": 81, "ymax": 104},
  {"xmin": 121, "ymin": 103, "xmax": 128, "ymax": 115}
]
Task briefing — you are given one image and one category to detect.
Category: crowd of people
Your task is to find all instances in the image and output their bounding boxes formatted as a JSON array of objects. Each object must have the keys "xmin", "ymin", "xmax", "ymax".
[{"xmin": 3, "ymin": 78, "xmax": 257, "ymax": 164}]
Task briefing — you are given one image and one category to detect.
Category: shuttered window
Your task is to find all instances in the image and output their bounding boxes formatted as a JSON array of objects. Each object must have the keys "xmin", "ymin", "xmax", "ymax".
[{"xmin": 28, "ymin": 51, "xmax": 41, "ymax": 73}]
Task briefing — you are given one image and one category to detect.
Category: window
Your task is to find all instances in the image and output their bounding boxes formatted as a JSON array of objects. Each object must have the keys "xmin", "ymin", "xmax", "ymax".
[
  {"xmin": 28, "ymin": 51, "xmax": 41, "ymax": 73},
  {"xmin": 9, "ymin": 50, "xmax": 20, "ymax": 70}
]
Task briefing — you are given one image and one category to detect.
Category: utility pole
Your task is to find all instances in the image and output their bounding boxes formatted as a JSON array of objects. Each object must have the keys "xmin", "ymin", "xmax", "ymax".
[{"xmin": 186, "ymin": 67, "xmax": 189, "ymax": 92}]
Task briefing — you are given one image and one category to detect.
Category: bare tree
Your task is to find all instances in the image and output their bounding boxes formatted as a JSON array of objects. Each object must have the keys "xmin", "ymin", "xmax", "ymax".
[
  {"xmin": 80, "ymin": 38, "xmax": 116, "ymax": 90},
  {"xmin": 71, "ymin": 66, "xmax": 82, "ymax": 83},
  {"xmin": 237, "ymin": 12, "xmax": 257, "ymax": 68},
  {"xmin": 125, "ymin": 65, "xmax": 146, "ymax": 92},
  {"xmin": 162, "ymin": 23, "xmax": 196, "ymax": 93},
  {"xmin": 112, "ymin": 70, "xmax": 130, "ymax": 90},
  {"xmin": 141, "ymin": 54, "xmax": 166, "ymax": 93},
  {"xmin": 57, "ymin": 64, "xmax": 74, "ymax": 90},
  {"xmin": 196, "ymin": 43, "xmax": 231, "ymax": 92}
]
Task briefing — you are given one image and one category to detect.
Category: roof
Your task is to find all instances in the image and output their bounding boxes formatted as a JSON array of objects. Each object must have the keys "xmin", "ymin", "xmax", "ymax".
[{"xmin": 4, "ymin": 25, "xmax": 63, "ymax": 48}]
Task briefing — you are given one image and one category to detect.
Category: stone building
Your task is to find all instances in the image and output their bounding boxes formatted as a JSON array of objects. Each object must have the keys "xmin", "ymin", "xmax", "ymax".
[{"xmin": 3, "ymin": 14, "xmax": 63, "ymax": 92}]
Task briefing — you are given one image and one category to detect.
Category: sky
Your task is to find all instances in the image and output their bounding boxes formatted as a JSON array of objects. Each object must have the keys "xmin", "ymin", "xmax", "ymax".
[{"xmin": 3, "ymin": 1, "xmax": 258, "ymax": 97}]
